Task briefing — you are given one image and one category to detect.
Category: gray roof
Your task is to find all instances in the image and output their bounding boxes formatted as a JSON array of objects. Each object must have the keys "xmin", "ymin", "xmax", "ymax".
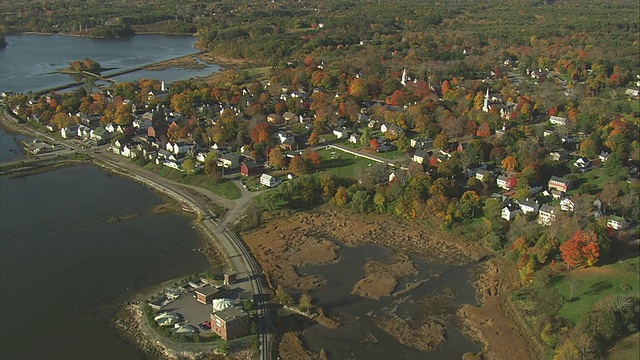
[{"xmin": 212, "ymin": 306, "xmax": 249, "ymax": 323}]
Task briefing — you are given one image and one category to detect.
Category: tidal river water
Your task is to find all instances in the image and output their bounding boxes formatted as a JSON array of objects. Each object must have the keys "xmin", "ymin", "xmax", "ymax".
[
  {"xmin": 300, "ymin": 243, "xmax": 481, "ymax": 359},
  {"xmin": 0, "ymin": 165, "xmax": 210, "ymax": 359},
  {"xmin": 0, "ymin": 34, "xmax": 220, "ymax": 93}
]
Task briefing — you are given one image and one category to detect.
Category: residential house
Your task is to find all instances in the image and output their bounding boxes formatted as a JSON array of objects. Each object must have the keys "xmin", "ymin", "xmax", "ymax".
[
  {"xmin": 348, "ymin": 134, "xmax": 358, "ymax": 144},
  {"xmin": 476, "ymin": 169, "xmax": 492, "ymax": 182},
  {"xmin": 356, "ymin": 113, "xmax": 369, "ymax": 124},
  {"xmin": 333, "ymin": 127, "xmax": 349, "ymax": 139},
  {"xmin": 625, "ymin": 89, "xmax": 639, "ymax": 98},
  {"xmin": 281, "ymin": 138, "xmax": 297, "ymax": 151},
  {"xmin": 260, "ymin": 174, "xmax": 281, "ymax": 188},
  {"xmin": 122, "ymin": 144, "xmax": 137, "ymax": 158},
  {"xmin": 217, "ymin": 153, "xmax": 240, "ymax": 169},
  {"xmin": 598, "ymin": 151, "xmax": 610, "ymax": 163},
  {"xmin": 45, "ymin": 123, "xmax": 57, "ymax": 132},
  {"xmin": 133, "ymin": 118, "xmax": 152, "ymax": 130},
  {"xmin": 549, "ymin": 149, "xmax": 568, "ymax": 161},
  {"xmin": 90, "ymin": 127, "xmax": 110, "ymax": 145},
  {"xmin": 537, "ymin": 204, "xmax": 556, "ymax": 226},
  {"xmin": 60, "ymin": 125, "xmax": 78, "ymax": 139},
  {"xmin": 501, "ymin": 203, "xmax": 520, "ymax": 221},
  {"xmin": 283, "ymin": 112, "xmax": 299, "ymax": 123},
  {"xmin": 410, "ymin": 137, "xmax": 433, "ymax": 150},
  {"xmin": 196, "ymin": 150, "xmax": 210, "ymax": 163},
  {"xmin": 574, "ymin": 157, "xmax": 591, "ymax": 172},
  {"xmin": 548, "ymin": 176, "xmax": 572, "ymax": 193},
  {"xmin": 517, "ymin": 199, "xmax": 540, "ymax": 215},
  {"xmin": 267, "ymin": 113, "xmax": 283, "ymax": 124},
  {"xmin": 560, "ymin": 198, "xmax": 575, "ymax": 212},
  {"xmin": 210, "ymin": 306, "xmax": 250, "ymax": 341},
  {"xmin": 105, "ymin": 122, "xmax": 117, "ymax": 133},
  {"xmin": 77, "ymin": 125, "xmax": 91, "ymax": 139},
  {"xmin": 241, "ymin": 161, "xmax": 260, "ymax": 176},
  {"xmin": 412, "ymin": 149, "xmax": 428, "ymax": 164},
  {"xmin": 496, "ymin": 175, "xmax": 516, "ymax": 190},
  {"xmin": 606, "ymin": 216, "xmax": 628, "ymax": 230},
  {"xmin": 381, "ymin": 123, "xmax": 404, "ymax": 137},
  {"xmin": 549, "ymin": 116, "xmax": 568, "ymax": 126}
]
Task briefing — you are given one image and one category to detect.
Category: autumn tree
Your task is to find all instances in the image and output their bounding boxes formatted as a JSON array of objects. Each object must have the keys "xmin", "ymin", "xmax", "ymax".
[
  {"xmin": 203, "ymin": 152, "xmax": 221, "ymax": 181},
  {"xmin": 303, "ymin": 150, "xmax": 322, "ymax": 169},
  {"xmin": 170, "ymin": 92, "xmax": 194, "ymax": 115},
  {"xmin": 560, "ymin": 230, "xmax": 600, "ymax": 268},
  {"xmin": 182, "ymin": 158, "xmax": 196, "ymax": 174},
  {"xmin": 433, "ymin": 133, "xmax": 449, "ymax": 149},
  {"xmin": 502, "ymin": 155, "xmax": 518, "ymax": 173},
  {"xmin": 268, "ymin": 147, "xmax": 285, "ymax": 169},
  {"xmin": 333, "ymin": 186, "xmax": 348, "ymax": 206},
  {"xmin": 580, "ymin": 138, "xmax": 598, "ymax": 159},
  {"xmin": 250, "ymin": 123, "xmax": 274, "ymax": 149},
  {"xmin": 369, "ymin": 138, "xmax": 380, "ymax": 151},
  {"xmin": 308, "ymin": 132, "xmax": 319, "ymax": 146},
  {"xmin": 289, "ymin": 155, "xmax": 307, "ymax": 176}
]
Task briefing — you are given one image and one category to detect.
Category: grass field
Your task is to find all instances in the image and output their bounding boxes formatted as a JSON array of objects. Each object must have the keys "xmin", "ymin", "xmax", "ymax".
[
  {"xmin": 567, "ymin": 167, "xmax": 619, "ymax": 195},
  {"xmin": 552, "ymin": 256, "xmax": 639, "ymax": 325},
  {"xmin": 143, "ymin": 162, "xmax": 241, "ymax": 200},
  {"xmin": 318, "ymin": 147, "xmax": 375, "ymax": 179}
]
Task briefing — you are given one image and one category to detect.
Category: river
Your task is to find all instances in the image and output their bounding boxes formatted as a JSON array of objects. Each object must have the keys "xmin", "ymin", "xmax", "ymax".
[
  {"xmin": 0, "ymin": 34, "xmax": 220, "ymax": 93},
  {"xmin": 0, "ymin": 165, "xmax": 211, "ymax": 359}
]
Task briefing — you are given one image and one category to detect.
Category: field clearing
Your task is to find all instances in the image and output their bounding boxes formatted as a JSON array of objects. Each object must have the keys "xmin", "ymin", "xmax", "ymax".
[
  {"xmin": 552, "ymin": 256, "xmax": 639, "ymax": 324},
  {"xmin": 318, "ymin": 147, "xmax": 375, "ymax": 179}
]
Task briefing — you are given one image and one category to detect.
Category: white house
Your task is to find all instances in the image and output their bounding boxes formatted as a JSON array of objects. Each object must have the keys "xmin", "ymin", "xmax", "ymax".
[
  {"xmin": 496, "ymin": 175, "xmax": 512, "ymax": 190},
  {"xmin": 333, "ymin": 127, "xmax": 349, "ymax": 139},
  {"xmin": 260, "ymin": 173, "xmax": 280, "ymax": 188},
  {"xmin": 349, "ymin": 134, "xmax": 358, "ymax": 144},
  {"xmin": 105, "ymin": 122, "xmax": 117, "ymax": 133},
  {"xmin": 501, "ymin": 203, "xmax": 520, "ymax": 221},
  {"xmin": 574, "ymin": 157, "xmax": 591, "ymax": 171},
  {"xmin": 412, "ymin": 149, "xmax": 428, "ymax": 164},
  {"xmin": 606, "ymin": 216, "xmax": 627, "ymax": 230},
  {"xmin": 60, "ymin": 126, "xmax": 78, "ymax": 139},
  {"xmin": 560, "ymin": 198, "xmax": 575, "ymax": 212},
  {"xmin": 122, "ymin": 144, "xmax": 137, "ymax": 158},
  {"xmin": 517, "ymin": 199, "xmax": 540, "ymax": 215},
  {"xmin": 475, "ymin": 169, "xmax": 491, "ymax": 182},
  {"xmin": 537, "ymin": 204, "xmax": 556, "ymax": 226},
  {"xmin": 549, "ymin": 116, "xmax": 568, "ymax": 126},
  {"xmin": 598, "ymin": 151, "xmax": 610, "ymax": 163},
  {"xmin": 218, "ymin": 153, "xmax": 240, "ymax": 169}
]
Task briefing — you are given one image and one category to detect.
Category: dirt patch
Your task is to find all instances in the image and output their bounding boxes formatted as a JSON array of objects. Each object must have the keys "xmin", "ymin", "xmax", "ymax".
[
  {"xmin": 373, "ymin": 315, "xmax": 446, "ymax": 352},
  {"xmin": 457, "ymin": 257, "xmax": 542, "ymax": 360},
  {"xmin": 352, "ymin": 254, "xmax": 417, "ymax": 300}
]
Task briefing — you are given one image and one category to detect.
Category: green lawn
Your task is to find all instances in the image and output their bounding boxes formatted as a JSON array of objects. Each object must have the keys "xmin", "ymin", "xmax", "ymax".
[
  {"xmin": 552, "ymin": 257, "xmax": 639, "ymax": 324},
  {"xmin": 143, "ymin": 162, "xmax": 241, "ymax": 200},
  {"xmin": 318, "ymin": 147, "xmax": 373, "ymax": 179},
  {"xmin": 567, "ymin": 167, "xmax": 618, "ymax": 195}
]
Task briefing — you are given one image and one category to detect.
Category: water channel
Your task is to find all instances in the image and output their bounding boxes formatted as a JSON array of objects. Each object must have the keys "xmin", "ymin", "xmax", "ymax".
[{"xmin": 300, "ymin": 242, "xmax": 481, "ymax": 359}]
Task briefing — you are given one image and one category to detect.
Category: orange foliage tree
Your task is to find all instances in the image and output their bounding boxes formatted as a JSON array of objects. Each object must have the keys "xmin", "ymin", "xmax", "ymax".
[{"xmin": 560, "ymin": 230, "xmax": 600, "ymax": 268}]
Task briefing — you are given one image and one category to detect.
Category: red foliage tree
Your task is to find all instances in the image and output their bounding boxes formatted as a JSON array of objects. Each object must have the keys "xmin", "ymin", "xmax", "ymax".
[
  {"xmin": 304, "ymin": 150, "xmax": 322, "ymax": 168},
  {"xmin": 289, "ymin": 155, "xmax": 307, "ymax": 176},
  {"xmin": 476, "ymin": 122, "xmax": 491, "ymax": 138},
  {"xmin": 560, "ymin": 230, "xmax": 600, "ymax": 268},
  {"xmin": 308, "ymin": 132, "xmax": 319, "ymax": 146},
  {"xmin": 369, "ymin": 138, "xmax": 380, "ymax": 151},
  {"xmin": 250, "ymin": 123, "xmax": 273, "ymax": 147}
]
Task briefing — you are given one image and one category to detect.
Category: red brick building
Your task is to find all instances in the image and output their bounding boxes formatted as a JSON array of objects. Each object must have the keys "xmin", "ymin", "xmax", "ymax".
[
  {"xmin": 210, "ymin": 306, "xmax": 251, "ymax": 340},
  {"xmin": 195, "ymin": 285, "xmax": 229, "ymax": 305}
]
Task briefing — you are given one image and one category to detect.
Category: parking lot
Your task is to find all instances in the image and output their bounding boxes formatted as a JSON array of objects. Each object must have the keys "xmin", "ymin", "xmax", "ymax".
[{"xmin": 156, "ymin": 286, "xmax": 251, "ymax": 335}]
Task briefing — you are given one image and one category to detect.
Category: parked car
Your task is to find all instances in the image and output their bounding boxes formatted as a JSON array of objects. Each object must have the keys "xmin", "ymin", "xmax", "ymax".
[
  {"xmin": 198, "ymin": 323, "xmax": 210, "ymax": 330},
  {"xmin": 204, "ymin": 321, "xmax": 211, "ymax": 328}
]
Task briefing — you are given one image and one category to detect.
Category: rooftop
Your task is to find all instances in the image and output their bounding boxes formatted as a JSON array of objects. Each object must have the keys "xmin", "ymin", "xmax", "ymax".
[{"xmin": 212, "ymin": 306, "xmax": 249, "ymax": 323}]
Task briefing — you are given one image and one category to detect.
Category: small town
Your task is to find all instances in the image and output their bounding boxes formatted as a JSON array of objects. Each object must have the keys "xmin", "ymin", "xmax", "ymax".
[{"xmin": 0, "ymin": 1, "xmax": 638, "ymax": 360}]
